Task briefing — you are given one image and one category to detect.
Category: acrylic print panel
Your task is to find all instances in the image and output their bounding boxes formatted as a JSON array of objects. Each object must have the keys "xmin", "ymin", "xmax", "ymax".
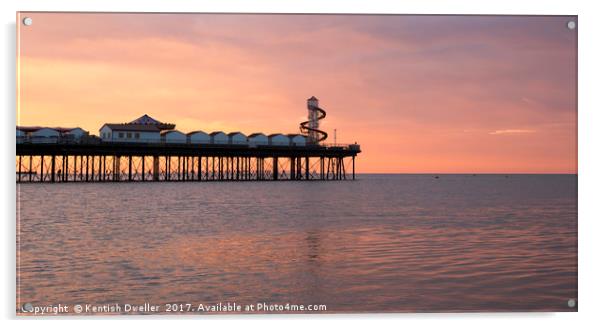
[{"xmin": 16, "ymin": 12, "xmax": 577, "ymax": 315}]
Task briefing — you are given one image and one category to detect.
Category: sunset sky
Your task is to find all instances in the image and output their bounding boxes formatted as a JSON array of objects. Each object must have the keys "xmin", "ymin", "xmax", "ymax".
[{"xmin": 17, "ymin": 13, "xmax": 577, "ymax": 173}]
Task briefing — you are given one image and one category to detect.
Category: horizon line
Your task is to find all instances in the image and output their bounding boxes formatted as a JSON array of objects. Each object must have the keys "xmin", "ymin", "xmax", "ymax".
[{"xmin": 353, "ymin": 172, "xmax": 577, "ymax": 175}]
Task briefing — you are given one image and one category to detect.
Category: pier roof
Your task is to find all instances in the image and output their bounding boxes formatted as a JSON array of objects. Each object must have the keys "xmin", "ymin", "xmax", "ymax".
[
  {"xmin": 160, "ymin": 130, "xmax": 185, "ymax": 136},
  {"xmin": 17, "ymin": 126, "xmax": 45, "ymax": 132},
  {"xmin": 101, "ymin": 124, "xmax": 160, "ymax": 132},
  {"xmin": 129, "ymin": 114, "xmax": 161, "ymax": 125},
  {"xmin": 18, "ymin": 126, "xmax": 84, "ymax": 133},
  {"xmin": 187, "ymin": 130, "xmax": 209, "ymax": 135}
]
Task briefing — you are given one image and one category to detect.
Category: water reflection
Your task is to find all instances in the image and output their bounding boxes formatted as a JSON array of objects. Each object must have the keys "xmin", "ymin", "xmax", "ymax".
[{"xmin": 17, "ymin": 174, "xmax": 577, "ymax": 313}]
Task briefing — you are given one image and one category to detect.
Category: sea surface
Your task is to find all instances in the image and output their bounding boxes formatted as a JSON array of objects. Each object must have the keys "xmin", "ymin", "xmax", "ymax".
[{"xmin": 16, "ymin": 174, "xmax": 577, "ymax": 314}]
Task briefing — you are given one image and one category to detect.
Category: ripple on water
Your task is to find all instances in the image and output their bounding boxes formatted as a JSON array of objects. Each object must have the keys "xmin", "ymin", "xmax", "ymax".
[{"xmin": 17, "ymin": 174, "xmax": 577, "ymax": 312}]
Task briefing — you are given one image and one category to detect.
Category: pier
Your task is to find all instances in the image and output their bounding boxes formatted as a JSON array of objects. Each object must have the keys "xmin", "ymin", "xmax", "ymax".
[
  {"xmin": 16, "ymin": 97, "xmax": 360, "ymax": 183},
  {"xmin": 16, "ymin": 141, "xmax": 360, "ymax": 183}
]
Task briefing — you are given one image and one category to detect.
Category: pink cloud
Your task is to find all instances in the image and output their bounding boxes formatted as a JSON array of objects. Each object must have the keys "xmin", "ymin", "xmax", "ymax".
[
  {"xmin": 489, "ymin": 129, "xmax": 537, "ymax": 135},
  {"xmin": 17, "ymin": 13, "xmax": 577, "ymax": 173}
]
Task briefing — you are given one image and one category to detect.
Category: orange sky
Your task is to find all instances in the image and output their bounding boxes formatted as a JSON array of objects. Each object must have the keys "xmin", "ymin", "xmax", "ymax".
[{"xmin": 17, "ymin": 13, "xmax": 577, "ymax": 173}]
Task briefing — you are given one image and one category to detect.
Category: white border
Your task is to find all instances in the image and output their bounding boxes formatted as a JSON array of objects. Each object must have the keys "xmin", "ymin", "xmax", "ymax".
[{"xmin": 2, "ymin": 1, "xmax": 601, "ymax": 327}]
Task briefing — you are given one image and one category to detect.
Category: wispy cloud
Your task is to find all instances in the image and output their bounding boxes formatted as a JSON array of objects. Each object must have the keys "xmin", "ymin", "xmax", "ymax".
[
  {"xmin": 489, "ymin": 129, "xmax": 536, "ymax": 135},
  {"xmin": 521, "ymin": 97, "xmax": 537, "ymax": 105}
]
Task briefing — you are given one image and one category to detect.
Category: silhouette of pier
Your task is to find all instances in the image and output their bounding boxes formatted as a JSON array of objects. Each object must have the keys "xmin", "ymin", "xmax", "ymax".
[{"xmin": 16, "ymin": 141, "xmax": 360, "ymax": 183}]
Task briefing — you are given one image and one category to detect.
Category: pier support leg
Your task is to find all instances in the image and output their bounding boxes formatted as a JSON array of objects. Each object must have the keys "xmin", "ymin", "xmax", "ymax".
[
  {"xmin": 40, "ymin": 156, "xmax": 44, "ymax": 182},
  {"xmin": 91, "ymin": 156, "xmax": 95, "ymax": 181},
  {"xmin": 29, "ymin": 155, "xmax": 33, "ymax": 182},
  {"xmin": 273, "ymin": 157, "xmax": 278, "ymax": 180},
  {"xmin": 128, "ymin": 156, "xmax": 132, "ymax": 181},
  {"xmin": 51, "ymin": 155, "xmax": 55, "ymax": 182},
  {"xmin": 73, "ymin": 156, "xmax": 77, "ymax": 182},
  {"xmin": 177, "ymin": 156, "xmax": 181, "ymax": 181},
  {"xmin": 18, "ymin": 156, "xmax": 22, "ymax": 182},
  {"xmin": 257, "ymin": 158, "xmax": 261, "ymax": 181},
  {"xmin": 184, "ymin": 157, "xmax": 188, "ymax": 181},
  {"xmin": 320, "ymin": 157, "xmax": 324, "ymax": 180},
  {"xmin": 198, "ymin": 156, "xmax": 202, "ymax": 181},
  {"xmin": 152, "ymin": 156, "xmax": 159, "ymax": 181},
  {"xmin": 114, "ymin": 156, "xmax": 120, "ymax": 181},
  {"xmin": 141, "ymin": 156, "xmax": 145, "ymax": 181},
  {"xmin": 235, "ymin": 156, "xmax": 240, "ymax": 181},
  {"xmin": 219, "ymin": 157, "xmax": 222, "ymax": 180},
  {"xmin": 305, "ymin": 157, "xmax": 309, "ymax": 180},
  {"xmin": 60, "ymin": 157, "xmax": 63, "ymax": 181},
  {"xmin": 334, "ymin": 157, "xmax": 338, "ymax": 180},
  {"xmin": 352, "ymin": 155, "xmax": 355, "ymax": 180},
  {"xmin": 61, "ymin": 155, "xmax": 65, "ymax": 181},
  {"xmin": 242, "ymin": 157, "xmax": 245, "ymax": 180},
  {"xmin": 245, "ymin": 157, "xmax": 249, "ymax": 180},
  {"xmin": 167, "ymin": 156, "xmax": 171, "ymax": 181}
]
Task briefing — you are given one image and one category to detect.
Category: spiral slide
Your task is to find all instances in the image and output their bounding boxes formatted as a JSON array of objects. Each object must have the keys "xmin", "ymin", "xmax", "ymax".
[{"xmin": 299, "ymin": 103, "xmax": 328, "ymax": 143}]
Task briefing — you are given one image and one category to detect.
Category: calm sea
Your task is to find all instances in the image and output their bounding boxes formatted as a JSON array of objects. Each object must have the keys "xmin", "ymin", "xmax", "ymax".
[{"xmin": 16, "ymin": 174, "xmax": 577, "ymax": 314}]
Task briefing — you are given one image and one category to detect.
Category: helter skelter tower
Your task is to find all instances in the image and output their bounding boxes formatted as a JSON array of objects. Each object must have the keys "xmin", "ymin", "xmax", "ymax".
[{"xmin": 300, "ymin": 96, "xmax": 328, "ymax": 144}]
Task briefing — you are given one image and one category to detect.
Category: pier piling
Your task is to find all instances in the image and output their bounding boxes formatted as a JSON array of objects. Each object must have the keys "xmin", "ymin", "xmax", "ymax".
[{"xmin": 17, "ymin": 142, "xmax": 359, "ymax": 183}]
